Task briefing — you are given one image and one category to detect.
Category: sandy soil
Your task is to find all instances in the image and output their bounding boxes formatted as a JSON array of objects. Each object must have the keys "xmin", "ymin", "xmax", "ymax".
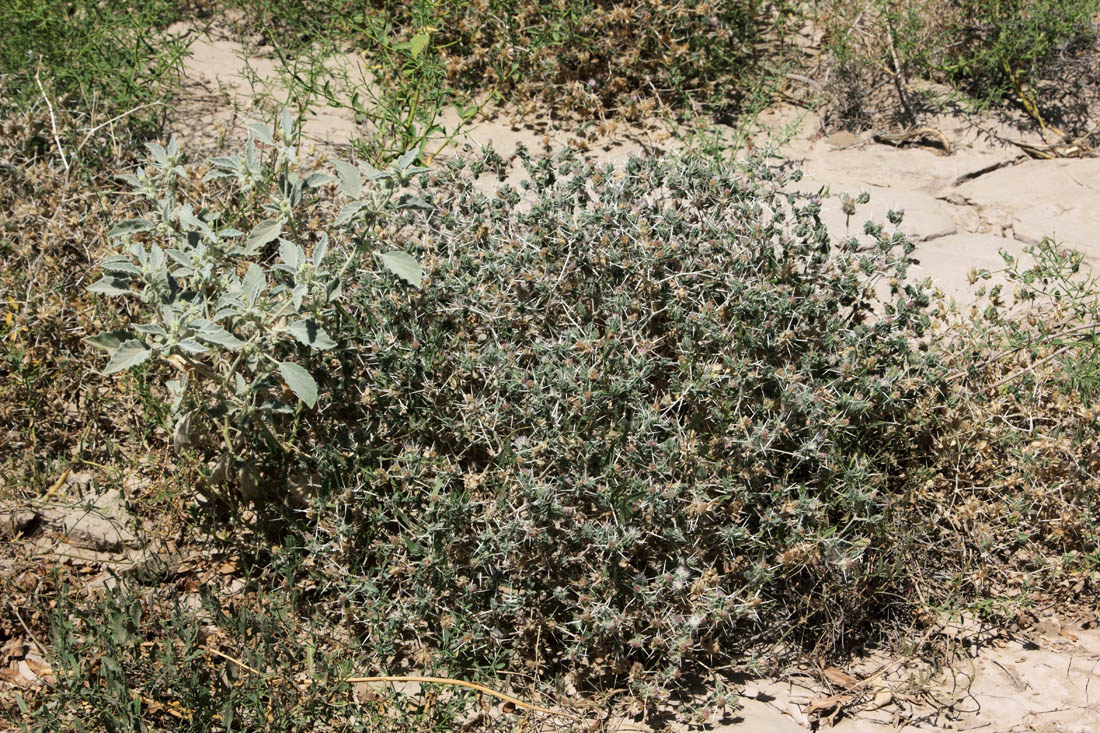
[{"xmin": 21, "ymin": 24, "xmax": 1093, "ymax": 732}]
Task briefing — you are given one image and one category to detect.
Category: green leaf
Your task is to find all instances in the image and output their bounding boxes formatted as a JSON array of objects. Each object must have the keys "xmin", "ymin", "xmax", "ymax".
[
  {"xmin": 313, "ymin": 234, "xmax": 329, "ymax": 267},
  {"xmin": 145, "ymin": 142, "xmax": 168, "ymax": 167},
  {"xmin": 242, "ymin": 263, "xmax": 266, "ymax": 303},
  {"xmin": 280, "ymin": 108, "xmax": 294, "ymax": 140},
  {"xmin": 108, "ymin": 219, "xmax": 155, "ymax": 238},
  {"xmin": 378, "ymin": 250, "xmax": 423, "ymax": 288},
  {"xmin": 133, "ymin": 323, "xmax": 167, "ymax": 337},
  {"xmin": 408, "ymin": 33, "xmax": 429, "ymax": 59},
  {"xmin": 245, "ymin": 137, "xmax": 258, "ymax": 172},
  {"xmin": 394, "ymin": 148, "xmax": 420, "ymax": 171},
  {"xmin": 177, "ymin": 338, "xmax": 209, "ymax": 354},
  {"xmin": 176, "ymin": 206, "xmax": 204, "ymax": 232},
  {"xmin": 203, "ymin": 169, "xmax": 236, "ymax": 182},
  {"xmin": 397, "ymin": 193, "xmax": 432, "ymax": 211},
  {"xmin": 247, "ymin": 219, "xmax": 282, "ymax": 252},
  {"xmin": 332, "ymin": 160, "xmax": 362, "ymax": 199},
  {"xmin": 360, "ymin": 161, "xmax": 387, "ymax": 181},
  {"xmin": 455, "ymin": 103, "xmax": 479, "ymax": 122},
  {"xmin": 87, "ymin": 276, "xmax": 132, "ymax": 297},
  {"xmin": 278, "ymin": 362, "xmax": 318, "ymax": 408},
  {"xmin": 102, "ymin": 340, "xmax": 151, "ymax": 375},
  {"xmin": 196, "ymin": 323, "xmax": 245, "ymax": 349},
  {"xmin": 304, "ymin": 172, "xmax": 337, "ymax": 189},
  {"xmin": 85, "ymin": 330, "xmax": 135, "ymax": 351},
  {"xmin": 167, "ymin": 374, "xmax": 188, "ymax": 411},
  {"xmin": 172, "ymin": 411, "xmax": 195, "ymax": 450},
  {"xmin": 279, "ymin": 238, "xmax": 302, "ymax": 270},
  {"xmin": 99, "ymin": 258, "xmax": 141, "ymax": 276},
  {"xmin": 334, "ymin": 201, "xmax": 367, "ymax": 226},
  {"xmin": 287, "ymin": 319, "xmax": 336, "ymax": 349},
  {"xmin": 246, "ymin": 121, "xmax": 275, "ymax": 146},
  {"xmin": 208, "ymin": 156, "xmax": 240, "ymax": 170}
]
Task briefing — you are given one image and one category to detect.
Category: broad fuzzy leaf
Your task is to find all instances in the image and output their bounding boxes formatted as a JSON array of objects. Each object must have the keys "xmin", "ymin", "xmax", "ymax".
[
  {"xmin": 378, "ymin": 250, "xmax": 423, "ymax": 288},
  {"xmin": 176, "ymin": 338, "xmax": 209, "ymax": 354},
  {"xmin": 172, "ymin": 411, "xmax": 195, "ymax": 450},
  {"xmin": 99, "ymin": 256, "xmax": 141, "ymax": 275},
  {"xmin": 203, "ymin": 169, "xmax": 237, "ymax": 182},
  {"xmin": 279, "ymin": 238, "xmax": 302, "ymax": 270},
  {"xmin": 334, "ymin": 201, "xmax": 367, "ymax": 226},
  {"xmin": 102, "ymin": 340, "xmax": 151, "ymax": 375},
  {"xmin": 208, "ymin": 156, "xmax": 239, "ymax": 171},
  {"xmin": 313, "ymin": 234, "xmax": 329, "ymax": 267},
  {"xmin": 247, "ymin": 219, "xmax": 282, "ymax": 252},
  {"xmin": 85, "ymin": 330, "xmax": 135, "ymax": 351},
  {"xmin": 397, "ymin": 193, "xmax": 433, "ymax": 211},
  {"xmin": 304, "ymin": 172, "xmax": 337, "ymax": 189},
  {"xmin": 361, "ymin": 161, "xmax": 387, "ymax": 181},
  {"xmin": 133, "ymin": 323, "xmax": 167, "ymax": 337},
  {"xmin": 242, "ymin": 263, "xmax": 266, "ymax": 303},
  {"xmin": 332, "ymin": 160, "xmax": 362, "ymax": 199},
  {"xmin": 87, "ymin": 276, "xmax": 133, "ymax": 297},
  {"xmin": 246, "ymin": 121, "xmax": 275, "ymax": 146},
  {"xmin": 394, "ymin": 147, "xmax": 420, "ymax": 171},
  {"xmin": 108, "ymin": 219, "xmax": 154, "ymax": 238},
  {"xmin": 197, "ymin": 323, "xmax": 245, "ymax": 349},
  {"xmin": 287, "ymin": 319, "xmax": 336, "ymax": 350},
  {"xmin": 278, "ymin": 362, "xmax": 318, "ymax": 408},
  {"xmin": 145, "ymin": 142, "xmax": 168, "ymax": 167}
]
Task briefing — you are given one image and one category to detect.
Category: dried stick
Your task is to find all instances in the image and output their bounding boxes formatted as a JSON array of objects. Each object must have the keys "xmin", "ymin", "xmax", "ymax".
[{"xmin": 34, "ymin": 71, "xmax": 69, "ymax": 175}]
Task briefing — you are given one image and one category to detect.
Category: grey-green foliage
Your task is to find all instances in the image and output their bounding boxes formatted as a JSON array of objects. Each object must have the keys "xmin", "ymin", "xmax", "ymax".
[
  {"xmin": 86, "ymin": 110, "xmax": 429, "ymax": 499},
  {"xmin": 300, "ymin": 146, "xmax": 949, "ymax": 699}
]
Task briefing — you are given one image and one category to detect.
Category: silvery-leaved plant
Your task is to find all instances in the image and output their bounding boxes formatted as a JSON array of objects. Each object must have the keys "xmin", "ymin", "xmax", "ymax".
[{"xmin": 86, "ymin": 110, "xmax": 430, "ymax": 501}]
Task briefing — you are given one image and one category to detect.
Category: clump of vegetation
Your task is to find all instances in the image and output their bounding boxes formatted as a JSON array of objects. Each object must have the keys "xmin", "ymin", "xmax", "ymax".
[
  {"xmin": 50, "ymin": 129, "xmax": 1100, "ymax": 719},
  {"xmin": 424, "ymin": 0, "xmax": 796, "ymax": 121},
  {"xmin": 5, "ymin": 1, "xmax": 1100, "ymax": 729},
  {"xmin": 817, "ymin": 0, "xmax": 1099, "ymax": 129},
  {"xmin": 248, "ymin": 146, "xmax": 952, "ymax": 698},
  {"xmin": 0, "ymin": 95, "xmax": 151, "ymax": 499},
  {"xmin": 85, "ymin": 114, "xmax": 431, "ymax": 513},
  {"xmin": 913, "ymin": 241, "xmax": 1100, "ymax": 599},
  {"xmin": 18, "ymin": 575, "xmax": 411, "ymax": 731},
  {"xmin": 0, "ymin": 0, "xmax": 190, "ymax": 145},
  {"xmin": 236, "ymin": 0, "xmax": 798, "ymax": 123}
]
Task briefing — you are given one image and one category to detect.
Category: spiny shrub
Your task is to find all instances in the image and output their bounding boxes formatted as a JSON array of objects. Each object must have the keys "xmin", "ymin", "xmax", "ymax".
[
  {"xmin": 245, "ymin": 0, "xmax": 797, "ymax": 121},
  {"xmin": 303, "ymin": 147, "xmax": 948, "ymax": 697},
  {"xmin": 910, "ymin": 241, "xmax": 1100, "ymax": 600},
  {"xmin": 427, "ymin": 0, "xmax": 797, "ymax": 119}
]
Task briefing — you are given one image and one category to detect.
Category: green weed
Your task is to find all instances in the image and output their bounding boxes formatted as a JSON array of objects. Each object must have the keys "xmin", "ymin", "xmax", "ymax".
[
  {"xmin": 818, "ymin": 0, "xmax": 1099, "ymax": 128},
  {"xmin": 9, "ymin": 573, "xmax": 486, "ymax": 731},
  {"xmin": 0, "ymin": 0, "xmax": 192, "ymax": 143}
]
